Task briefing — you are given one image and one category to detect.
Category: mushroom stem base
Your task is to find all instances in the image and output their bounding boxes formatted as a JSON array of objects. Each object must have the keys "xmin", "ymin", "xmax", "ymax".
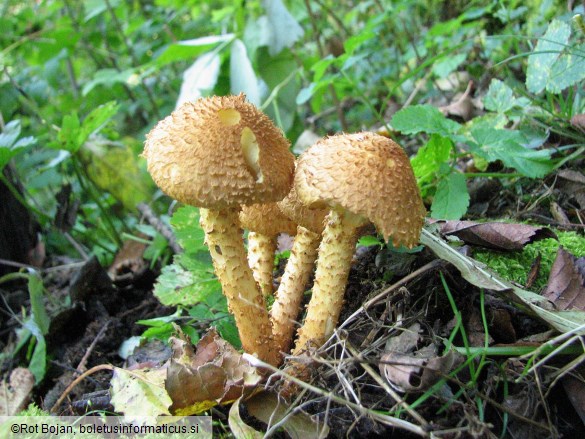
[{"xmin": 199, "ymin": 207, "xmax": 277, "ymax": 366}]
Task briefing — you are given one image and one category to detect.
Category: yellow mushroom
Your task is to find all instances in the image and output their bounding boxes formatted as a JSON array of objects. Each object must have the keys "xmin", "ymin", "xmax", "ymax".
[
  {"xmin": 290, "ymin": 132, "xmax": 425, "ymax": 365},
  {"xmin": 143, "ymin": 94, "xmax": 294, "ymax": 366}
]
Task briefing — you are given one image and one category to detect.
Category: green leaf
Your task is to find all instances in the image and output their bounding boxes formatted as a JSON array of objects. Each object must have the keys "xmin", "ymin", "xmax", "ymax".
[
  {"xmin": 153, "ymin": 262, "xmax": 221, "ymax": 307},
  {"xmin": 78, "ymin": 101, "xmax": 120, "ymax": 145},
  {"xmin": 431, "ymin": 172, "xmax": 469, "ymax": 220},
  {"xmin": 262, "ymin": 0, "xmax": 304, "ymax": 56},
  {"xmin": 0, "ymin": 120, "xmax": 35, "ymax": 169},
  {"xmin": 432, "ymin": 53, "xmax": 467, "ymax": 79},
  {"xmin": 548, "ymin": 42, "xmax": 585, "ymax": 93},
  {"xmin": 155, "ymin": 34, "xmax": 234, "ymax": 67},
  {"xmin": 28, "ymin": 274, "xmax": 49, "ymax": 336},
  {"xmin": 526, "ymin": 19, "xmax": 571, "ymax": 94},
  {"xmin": 469, "ymin": 128, "xmax": 554, "ymax": 178},
  {"xmin": 484, "ymin": 79, "xmax": 516, "ymax": 113},
  {"xmin": 411, "ymin": 134, "xmax": 453, "ymax": 194},
  {"xmin": 391, "ymin": 105, "xmax": 461, "ymax": 137},
  {"xmin": 170, "ymin": 206, "xmax": 207, "ymax": 252},
  {"xmin": 54, "ymin": 112, "xmax": 81, "ymax": 153},
  {"xmin": 230, "ymin": 39, "xmax": 261, "ymax": 106},
  {"xmin": 358, "ymin": 235, "xmax": 383, "ymax": 247},
  {"xmin": 80, "ymin": 137, "xmax": 151, "ymax": 209},
  {"xmin": 82, "ymin": 68, "xmax": 135, "ymax": 96}
]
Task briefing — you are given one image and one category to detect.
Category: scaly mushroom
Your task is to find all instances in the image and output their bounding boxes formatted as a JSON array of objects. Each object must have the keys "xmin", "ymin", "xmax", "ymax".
[
  {"xmin": 291, "ymin": 132, "xmax": 425, "ymax": 360},
  {"xmin": 143, "ymin": 94, "xmax": 294, "ymax": 366},
  {"xmin": 239, "ymin": 203, "xmax": 297, "ymax": 297},
  {"xmin": 270, "ymin": 184, "xmax": 328, "ymax": 356}
]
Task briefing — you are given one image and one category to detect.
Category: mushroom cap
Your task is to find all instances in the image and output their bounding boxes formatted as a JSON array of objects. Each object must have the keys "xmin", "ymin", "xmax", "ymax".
[
  {"xmin": 295, "ymin": 132, "xmax": 426, "ymax": 248},
  {"xmin": 143, "ymin": 94, "xmax": 295, "ymax": 209},
  {"xmin": 278, "ymin": 184, "xmax": 328, "ymax": 234},
  {"xmin": 239, "ymin": 202, "xmax": 298, "ymax": 236}
]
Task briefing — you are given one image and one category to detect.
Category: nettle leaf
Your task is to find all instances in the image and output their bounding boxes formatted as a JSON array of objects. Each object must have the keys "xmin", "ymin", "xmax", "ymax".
[
  {"xmin": 153, "ymin": 262, "xmax": 222, "ymax": 307},
  {"xmin": 391, "ymin": 105, "xmax": 461, "ymax": 137},
  {"xmin": 79, "ymin": 101, "xmax": 120, "ymax": 145},
  {"xmin": 548, "ymin": 42, "xmax": 585, "ymax": 93},
  {"xmin": 261, "ymin": 0, "xmax": 304, "ymax": 56},
  {"xmin": 431, "ymin": 172, "xmax": 469, "ymax": 220},
  {"xmin": 0, "ymin": 120, "xmax": 35, "ymax": 169},
  {"xmin": 484, "ymin": 79, "xmax": 517, "ymax": 113},
  {"xmin": 469, "ymin": 127, "xmax": 554, "ymax": 178},
  {"xmin": 411, "ymin": 134, "xmax": 453, "ymax": 194},
  {"xmin": 526, "ymin": 19, "xmax": 571, "ymax": 94},
  {"xmin": 170, "ymin": 206, "xmax": 206, "ymax": 253}
]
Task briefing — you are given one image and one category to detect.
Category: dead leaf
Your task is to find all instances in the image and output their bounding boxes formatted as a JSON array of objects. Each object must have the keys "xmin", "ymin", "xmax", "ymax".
[
  {"xmin": 439, "ymin": 220, "xmax": 557, "ymax": 251},
  {"xmin": 379, "ymin": 324, "xmax": 463, "ymax": 393},
  {"xmin": 542, "ymin": 247, "xmax": 585, "ymax": 311},
  {"xmin": 108, "ymin": 237, "xmax": 148, "ymax": 285},
  {"xmin": 570, "ymin": 114, "xmax": 585, "ymax": 132},
  {"xmin": 245, "ymin": 391, "xmax": 329, "ymax": 438},
  {"xmin": 0, "ymin": 368, "xmax": 34, "ymax": 415},
  {"xmin": 557, "ymin": 170, "xmax": 585, "ymax": 210},
  {"xmin": 166, "ymin": 329, "xmax": 263, "ymax": 415},
  {"xmin": 439, "ymin": 81, "xmax": 474, "ymax": 121},
  {"xmin": 228, "ymin": 397, "xmax": 264, "ymax": 439},
  {"xmin": 562, "ymin": 374, "xmax": 585, "ymax": 425}
]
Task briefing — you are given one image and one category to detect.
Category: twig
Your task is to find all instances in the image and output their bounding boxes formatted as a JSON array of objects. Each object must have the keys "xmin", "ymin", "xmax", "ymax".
[
  {"xmin": 137, "ymin": 203, "xmax": 182, "ymax": 254},
  {"xmin": 50, "ymin": 364, "xmax": 114, "ymax": 413},
  {"xmin": 76, "ymin": 321, "xmax": 111, "ymax": 372},
  {"xmin": 243, "ymin": 354, "xmax": 429, "ymax": 437}
]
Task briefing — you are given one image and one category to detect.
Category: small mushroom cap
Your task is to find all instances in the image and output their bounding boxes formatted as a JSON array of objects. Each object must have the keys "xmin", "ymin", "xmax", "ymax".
[
  {"xmin": 295, "ymin": 132, "xmax": 426, "ymax": 248},
  {"xmin": 239, "ymin": 203, "xmax": 298, "ymax": 236},
  {"xmin": 143, "ymin": 94, "xmax": 295, "ymax": 209},
  {"xmin": 278, "ymin": 184, "xmax": 328, "ymax": 234}
]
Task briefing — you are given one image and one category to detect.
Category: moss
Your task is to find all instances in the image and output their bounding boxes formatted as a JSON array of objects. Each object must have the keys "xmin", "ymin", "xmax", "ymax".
[{"xmin": 473, "ymin": 231, "xmax": 585, "ymax": 292}]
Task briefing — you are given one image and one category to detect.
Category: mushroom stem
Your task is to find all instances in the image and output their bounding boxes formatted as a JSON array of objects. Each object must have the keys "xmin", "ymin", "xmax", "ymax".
[
  {"xmin": 247, "ymin": 231, "xmax": 278, "ymax": 297},
  {"xmin": 270, "ymin": 226, "xmax": 321, "ymax": 357},
  {"xmin": 292, "ymin": 209, "xmax": 363, "ymax": 355},
  {"xmin": 199, "ymin": 207, "xmax": 278, "ymax": 366}
]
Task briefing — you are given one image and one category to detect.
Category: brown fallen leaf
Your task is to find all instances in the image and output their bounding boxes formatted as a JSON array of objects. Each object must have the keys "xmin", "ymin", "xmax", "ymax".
[
  {"xmin": 562, "ymin": 373, "xmax": 585, "ymax": 425},
  {"xmin": 570, "ymin": 114, "xmax": 585, "ymax": 132},
  {"xmin": 166, "ymin": 328, "xmax": 263, "ymax": 415},
  {"xmin": 0, "ymin": 368, "xmax": 34, "ymax": 415},
  {"xmin": 379, "ymin": 324, "xmax": 463, "ymax": 393},
  {"xmin": 557, "ymin": 169, "xmax": 585, "ymax": 211},
  {"xmin": 542, "ymin": 247, "xmax": 585, "ymax": 311},
  {"xmin": 439, "ymin": 220, "xmax": 557, "ymax": 251}
]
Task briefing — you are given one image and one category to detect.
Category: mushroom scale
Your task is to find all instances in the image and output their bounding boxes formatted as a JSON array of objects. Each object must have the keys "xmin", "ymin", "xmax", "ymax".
[
  {"xmin": 290, "ymin": 132, "xmax": 425, "ymax": 364},
  {"xmin": 143, "ymin": 95, "xmax": 295, "ymax": 366}
]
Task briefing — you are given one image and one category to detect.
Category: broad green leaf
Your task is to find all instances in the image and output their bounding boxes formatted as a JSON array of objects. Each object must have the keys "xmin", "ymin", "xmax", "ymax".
[
  {"xmin": 110, "ymin": 366, "xmax": 172, "ymax": 422},
  {"xmin": 411, "ymin": 134, "xmax": 453, "ymax": 193},
  {"xmin": 22, "ymin": 319, "xmax": 46, "ymax": 383},
  {"xmin": 262, "ymin": 0, "xmax": 304, "ymax": 56},
  {"xmin": 432, "ymin": 53, "xmax": 467, "ymax": 79},
  {"xmin": 155, "ymin": 34, "xmax": 235, "ymax": 67},
  {"xmin": 431, "ymin": 172, "xmax": 469, "ymax": 220},
  {"xmin": 78, "ymin": 101, "xmax": 120, "ymax": 146},
  {"xmin": 484, "ymin": 79, "xmax": 516, "ymax": 113},
  {"xmin": 548, "ymin": 42, "xmax": 585, "ymax": 93},
  {"xmin": 55, "ymin": 112, "xmax": 81, "ymax": 153},
  {"xmin": 358, "ymin": 235, "xmax": 383, "ymax": 247},
  {"xmin": 80, "ymin": 137, "xmax": 151, "ymax": 209},
  {"xmin": 28, "ymin": 274, "xmax": 49, "ymax": 336},
  {"xmin": 391, "ymin": 105, "xmax": 461, "ymax": 137},
  {"xmin": 230, "ymin": 39, "xmax": 261, "ymax": 106},
  {"xmin": 153, "ymin": 263, "xmax": 222, "ymax": 307},
  {"xmin": 176, "ymin": 51, "xmax": 221, "ymax": 107},
  {"xmin": 82, "ymin": 68, "xmax": 135, "ymax": 96},
  {"xmin": 170, "ymin": 206, "xmax": 206, "ymax": 252},
  {"xmin": 469, "ymin": 127, "xmax": 554, "ymax": 178},
  {"xmin": 526, "ymin": 19, "xmax": 571, "ymax": 94},
  {"xmin": 0, "ymin": 120, "xmax": 35, "ymax": 168}
]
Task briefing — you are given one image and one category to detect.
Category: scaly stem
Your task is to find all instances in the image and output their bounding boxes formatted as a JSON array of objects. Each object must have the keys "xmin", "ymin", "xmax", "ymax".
[
  {"xmin": 292, "ymin": 209, "xmax": 359, "ymax": 354},
  {"xmin": 247, "ymin": 231, "xmax": 277, "ymax": 297},
  {"xmin": 270, "ymin": 226, "xmax": 321, "ymax": 357},
  {"xmin": 199, "ymin": 208, "xmax": 278, "ymax": 366}
]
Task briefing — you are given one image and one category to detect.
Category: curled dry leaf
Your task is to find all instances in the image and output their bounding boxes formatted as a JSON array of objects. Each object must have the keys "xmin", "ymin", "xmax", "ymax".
[
  {"xmin": 379, "ymin": 324, "xmax": 463, "ymax": 393},
  {"xmin": 0, "ymin": 368, "xmax": 34, "ymax": 415},
  {"xmin": 542, "ymin": 247, "xmax": 585, "ymax": 311},
  {"xmin": 439, "ymin": 220, "xmax": 557, "ymax": 251},
  {"xmin": 166, "ymin": 328, "xmax": 263, "ymax": 415}
]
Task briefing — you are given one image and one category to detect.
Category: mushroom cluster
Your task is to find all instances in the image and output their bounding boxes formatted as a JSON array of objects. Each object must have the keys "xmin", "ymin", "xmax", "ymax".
[{"xmin": 143, "ymin": 94, "xmax": 425, "ymax": 386}]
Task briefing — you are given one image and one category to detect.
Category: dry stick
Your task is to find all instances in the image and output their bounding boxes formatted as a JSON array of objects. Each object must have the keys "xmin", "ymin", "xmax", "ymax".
[
  {"xmin": 76, "ymin": 321, "xmax": 110, "ymax": 373},
  {"xmin": 137, "ymin": 203, "xmax": 182, "ymax": 254},
  {"xmin": 243, "ymin": 354, "xmax": 429, "ymax": 437},
  {"xmin": 344, "ymin": 341, "xmax": 430, "ymax": 430},
  {"xmin": 51, "ymin": 364, "xmax": 115, "ymax": 414}
]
